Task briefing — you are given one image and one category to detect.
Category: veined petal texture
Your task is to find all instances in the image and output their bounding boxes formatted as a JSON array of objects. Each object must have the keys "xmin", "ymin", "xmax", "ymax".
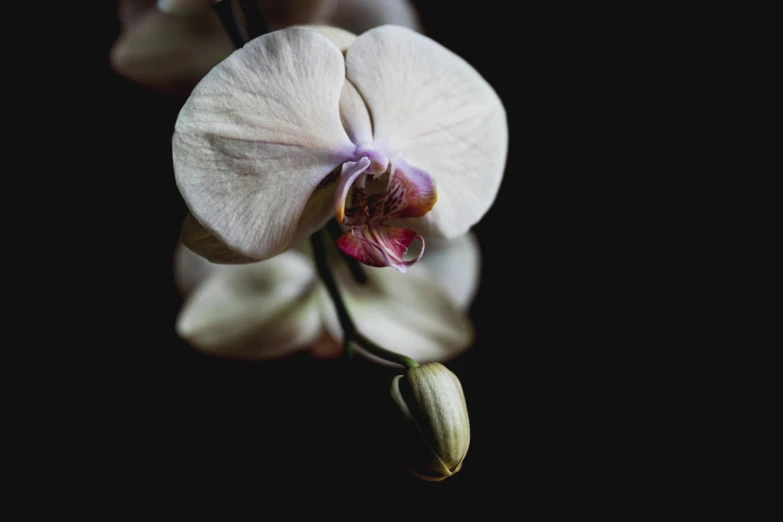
[
  {"xmin": 173, "ymin": 29, "xmax": 356, "ymax": 261},
  {"xmin": 345, "ymin": 26, "xmax": 507, "ymax": 238}
]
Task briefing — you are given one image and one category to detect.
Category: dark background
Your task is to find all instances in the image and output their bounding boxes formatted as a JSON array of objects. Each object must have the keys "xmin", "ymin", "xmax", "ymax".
[{"xmin": 94, "ymin": 0, "xmax": 680, "ymax": 512}]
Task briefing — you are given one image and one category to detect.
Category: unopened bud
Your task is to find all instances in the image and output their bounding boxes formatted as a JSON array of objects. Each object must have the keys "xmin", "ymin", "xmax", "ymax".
[{"xmin": 390, "ymin": 363, "xmax": 470, "ymax": 481}]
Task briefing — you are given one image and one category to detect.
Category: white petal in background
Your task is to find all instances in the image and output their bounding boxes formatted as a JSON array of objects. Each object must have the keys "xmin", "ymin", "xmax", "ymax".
[
  {"xmin": 415, "ymin": 233, "xmax": 481, "ymax": 311},
  {"xmin": 179, "ymin": 212, "xmax": 257, "ymax": 264},
  {"xmin": 290, "ymin": 24, "xmax": 356, "ymax": 51},
  {"xmin": 176, "ymin": 247, "xmax": 323, "ymax": 359},
  {"xmin": 174, "ymin": 233, "xmax": 480, "ymax": 364},
  {"xmin": 119, "ymin": 0, "xmax": 157, "ymax": 27},
  {"xmin": 111, "ymin": 7, "xmax": 234, "ymax": 94},
  {"xmin": 330, "ymin": 0, "xmax": 421, "ymax": 34},
  {"xmin": 326, "ymin": 275, "xmax": 474, "ymax": 365},
  {"xmin": 112, "ymin": 0, "xmax": 421, "ymax": 93},
  {"xmin": 318, "ymin": 234, "xmax": 479, "ymax": 364},
  {"xmin": 174, "ymin": 242, "xmax": 222, "ymax": 295},
  {"xmin": 345, "ymin": 26, "xmax": 508, "ymax": 239},
  {"xmin": 157, "ymin": 0, "xmax": 219, "ymax": 14}
]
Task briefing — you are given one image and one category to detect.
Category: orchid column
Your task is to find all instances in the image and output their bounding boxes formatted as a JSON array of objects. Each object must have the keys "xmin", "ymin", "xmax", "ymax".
[{"xmin": 171, "ymin": 24, "xmax": 507, "ymax": 480}]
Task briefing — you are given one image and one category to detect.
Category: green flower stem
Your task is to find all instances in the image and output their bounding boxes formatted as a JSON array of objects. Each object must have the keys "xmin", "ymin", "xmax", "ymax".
[
  {"xmin": 214, "ymin": 1, "xmax": 246, "ymax": 48},
  {"xmin": 214, "ymin": 0, "xmax": 268, "ymax": 48},
  {"xmin": 310, "ymin": 228, "xmax": 419, "ymax": 369},
  {"xmin": 238, "ymin": 0, "xmax": 268, "ymax": 39},
  {"xmin": 354, "ymin": 331, "xmax": 419, "ymax": 369}
]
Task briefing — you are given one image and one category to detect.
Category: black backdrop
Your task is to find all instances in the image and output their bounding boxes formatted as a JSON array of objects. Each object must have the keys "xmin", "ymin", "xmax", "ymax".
[{"xmin": 96, "ymin": 0, "xmax": 674, "ymax": 513}]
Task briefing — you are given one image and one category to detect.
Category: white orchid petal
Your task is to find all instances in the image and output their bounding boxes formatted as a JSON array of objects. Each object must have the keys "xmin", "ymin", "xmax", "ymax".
[
  {"xmin": 173, "ymin": 29, "xmax": 356, "ymax": 261},
  {"xmin": 320, "ymin": 260, "xmax": 473, "ymax": 365},
  {"xmin": 339, "ymin": 80, "xmax": 374, "ymax": 146},
  {"xmin": 345, "ymin": 25, "xmax": 508, "ymax": 238},
  {"xmin": 288, "ymin": 171, "xmax": 340, "ymax": 249},
  {"xmin": 180, "ymin": 212, "xmax": 257, "ymax": 264},
  {"xmin": 416, "ymin": 233, "xmax": 481, "ymax": 311},
  {"xmin": 353, "ymin": 281, "xmax": 473, "ymax": 364},
  {"xmin": 176, "ymin": 250, "xmax": 321, "ymax": 359},
  {"xmin": 174, "ymin": 241, "xmax": 225, "ymax": 295}
]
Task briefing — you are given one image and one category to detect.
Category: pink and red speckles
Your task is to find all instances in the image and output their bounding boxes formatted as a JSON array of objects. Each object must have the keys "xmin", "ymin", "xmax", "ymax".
[
  {"xmin": 337, "ymin": 225, "xmax": 424, "ymax": 273},
  {"xmin": 385, "ymin": 158, "xmax": 437, "ymax": 220},
  {"xmin": 331, "ymin": 147, "xmax": 436, "ymax": 271},
  {"xmin": 339, "ymin": 155, "xmax": 436, "ymax": 228}
]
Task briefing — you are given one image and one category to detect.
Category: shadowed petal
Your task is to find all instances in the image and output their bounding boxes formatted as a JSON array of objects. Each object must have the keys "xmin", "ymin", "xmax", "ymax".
[
  {"xmin": 157, "ymin": 0, "xmax": 218, "ymax": 14},
  {"xmin": 119, "ymin": 0, "xmax": 156, "ymax": 27},
  {"xmin": 173, "ymin": 29, "xmax": 356, "ymax": 261},
  {"xmin": 345, "ymin": 25, "xmax": 507, "ymax": 238},
  {"xmin": 320, "ymin": 248, "xmax": 474, "ymax": 364},
  {"xmin": 291, "ymin": 24, "xmax": 356, "ymax": 51},
  {"xmin": 288, "ymin": 165, "xmax": 340, "ymax": 248},
  {"xmin": 330, "ymin": 0, "xmax": 421, "ymax": 33},
  {"xmin": 176, "ymin": 250, "xmax": 322, "ymax": 359},
  {"xmin": 416, "ymin": 233, "xmax": 480, "ymax": 310},
  {"xmin": 174, "ymin": 241, "xmax": 226, "ymax": 295},
  {"xmin": 180, "ymin": 212, "xmax": 257, "ymax": 264},
  {"xmin": 111, "ymin": 8, "xmax": 233, "ymax": 94},
  {"xmin": 173, "ymin": 233, "xmax": 479, "ymax": 363}
]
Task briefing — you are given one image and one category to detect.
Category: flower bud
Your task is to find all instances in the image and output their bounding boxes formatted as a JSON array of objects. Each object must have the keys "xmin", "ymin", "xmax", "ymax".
[{"xmin": 390, "ymin": 363, "xmax": 470, "ymax": 481}]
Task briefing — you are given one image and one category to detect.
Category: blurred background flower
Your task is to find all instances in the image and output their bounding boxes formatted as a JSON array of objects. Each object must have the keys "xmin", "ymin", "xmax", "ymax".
[
  {"xmin": 174, "ymin": 233, "xmax": 480, "ymax": 363},
  {"xmin": 111, "ymin": 0, "xmax": 420, "ymax": 94}
]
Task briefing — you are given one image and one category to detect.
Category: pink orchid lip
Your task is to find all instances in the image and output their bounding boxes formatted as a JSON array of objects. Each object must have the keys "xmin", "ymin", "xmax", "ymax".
[{"xmin": 337, "ymin": 225, "xmax": 425, "ymax": 273}]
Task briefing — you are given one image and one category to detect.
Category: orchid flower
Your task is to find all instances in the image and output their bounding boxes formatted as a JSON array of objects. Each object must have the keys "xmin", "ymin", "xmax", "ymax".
[
  {"xmin": 112, "ymin": 1, "xmax": 233, "ymax": 94},
  {"xmin": 111, "ymin": 0, "xmax": 420, "ymax": 93},
  {"xmin": 173, "ymin": 25, "xmax": 507, "ymax": 272},
  {"xmin": 174, "ymin": 233, "xmax": 480, "ymax": 363},
  {"xmin": 157, "ymin": 0, "xmax": 221, "ymax": 14},
  {"xmin": 155, "ymin": 0, "xmax": 422, "ymax": 30}
]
